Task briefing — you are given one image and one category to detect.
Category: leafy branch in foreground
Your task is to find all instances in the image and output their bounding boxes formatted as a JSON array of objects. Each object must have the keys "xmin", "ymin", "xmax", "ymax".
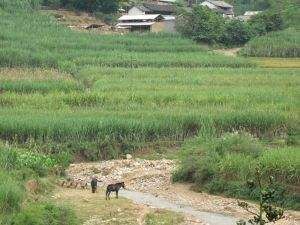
[{"xmin": 237, "ymin": 168, "xmax": 284, "ymax": 225}]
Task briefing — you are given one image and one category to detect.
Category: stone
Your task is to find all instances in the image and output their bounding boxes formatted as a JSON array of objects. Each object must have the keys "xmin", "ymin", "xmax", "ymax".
[{"xmin": 126, "ymin": 154, "xmax": 132, "ymax": 160}]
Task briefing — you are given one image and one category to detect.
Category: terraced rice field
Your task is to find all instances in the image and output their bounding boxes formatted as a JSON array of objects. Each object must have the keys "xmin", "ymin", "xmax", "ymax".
[{"xmin": 0, "ymin": 3, "xmax": 299, "ymax": 153}]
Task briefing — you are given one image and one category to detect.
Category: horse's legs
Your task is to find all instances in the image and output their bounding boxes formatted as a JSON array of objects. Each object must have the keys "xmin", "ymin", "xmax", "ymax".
[{"xmin": 116, "ymin": 190, "xmax": 118, "ymax": 199}]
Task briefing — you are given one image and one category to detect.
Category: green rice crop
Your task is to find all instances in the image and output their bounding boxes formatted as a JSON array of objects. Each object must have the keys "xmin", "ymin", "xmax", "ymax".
[
  {"xmin": 240, "ymin": 28, "xmax": 300, "ymax": 58},
  {"xmin": 0, "ymin": 66, "xmax": 298, "ymax": 142}
]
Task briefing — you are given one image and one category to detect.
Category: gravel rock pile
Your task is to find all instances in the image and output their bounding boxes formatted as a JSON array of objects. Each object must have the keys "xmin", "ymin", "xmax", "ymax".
[{"xmin": 66, "ymin": 158, "xmax": 176, "ymax": 192}]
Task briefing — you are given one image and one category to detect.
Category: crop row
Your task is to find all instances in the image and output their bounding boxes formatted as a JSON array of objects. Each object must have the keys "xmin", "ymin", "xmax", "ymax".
[{"xmin": 0, "ymin": 109, "xmax": 293, "ymax": 143}]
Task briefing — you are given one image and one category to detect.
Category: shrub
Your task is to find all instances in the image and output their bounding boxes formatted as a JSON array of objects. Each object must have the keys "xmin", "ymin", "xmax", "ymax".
[
  {"xmin": 0, "ymin": 146, "xmax": 56, "ymax": 176},
  {"xmin": 214, "ymin": 132, "xmax": 262, "ymax": 157},
  {"xmin": 17, "ymin": 151, "xmax": 56, "ymax": 176},
  {"xmin": 12, "ymin": 202, "xmax": 78, "ymax": 225},
  {"xmin": 12, "ymin": 205, "xmax": 44, "ymax": 225}
]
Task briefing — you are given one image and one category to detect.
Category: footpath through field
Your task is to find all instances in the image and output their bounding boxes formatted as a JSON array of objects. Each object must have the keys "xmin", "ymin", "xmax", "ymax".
[{"xmin": 63, "ymin": 159, "xmax": 300, "ymax": 225}]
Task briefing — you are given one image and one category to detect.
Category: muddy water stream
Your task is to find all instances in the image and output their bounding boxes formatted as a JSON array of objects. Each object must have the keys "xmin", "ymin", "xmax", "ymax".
[{"xmin": 120, "ymin": 189, "xmax": 237, "ymax": 225}]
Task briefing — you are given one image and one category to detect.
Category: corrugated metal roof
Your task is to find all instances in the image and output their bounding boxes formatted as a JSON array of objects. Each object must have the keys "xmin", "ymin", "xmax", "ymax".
[
  {"xmin": 135, "ymin": 5, "xmax": 151, "ymax": 12},
  {"xmin": 118, "ymin": 14, "xmax": 162, "ymax": 21},
  {"xmin": 207, "ymin": 0, "xmax": 233, "ymax": 8},
  {"xmin": 116, "ymin": 22, "xmax": 155, "ymax": 27}
]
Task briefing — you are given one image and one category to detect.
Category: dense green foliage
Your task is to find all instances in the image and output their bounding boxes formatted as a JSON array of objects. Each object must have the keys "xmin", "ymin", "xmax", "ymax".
[
  {"xmin": 176, "ymin": 6, "xmax": 225, "ymax": 44},
  {"xmin": 240, "ymin": 28, "xmax": 300, "ymax": 57},
  {"xmin": 221, "ymin": 19, "xmax": 252, "ymax": 46},
  {"xmin": 176, "ymin": 6, "xmax": 284, "ymax": 46},
  {"xmin": 42, "ymin": 0, "xmax": 120, "ymax": 13},
  {"xmin": 173, "ymin": 132, "xmax": 300, "ymax": 209},
  {"xmin": 248, "ymin": 10, "xmax": 284, "ymax": 36},
  {"xmin": 12, "ymin": 203, "xmax": 78, "ymax": 225},
  {"xmin": 0, "ymin": 147, "xmax": 57, "ymax": 176}
]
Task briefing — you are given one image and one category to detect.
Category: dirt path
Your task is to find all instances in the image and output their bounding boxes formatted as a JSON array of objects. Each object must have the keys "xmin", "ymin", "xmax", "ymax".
[
  {"xmin": 213, "ymin": 48, "xmax": 241, "ymax": 57},
  {"xmin": 65, "ymin": 159, "xmax": 300, "ymax": 225}
]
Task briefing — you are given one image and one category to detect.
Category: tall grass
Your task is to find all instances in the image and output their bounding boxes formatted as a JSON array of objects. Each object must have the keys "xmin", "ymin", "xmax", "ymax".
[
  {"xmin": 0, "ymin": 171, "xmax": 24, "ymax": 214},
  {"xmin": 240, "ymin": 28, "xmax": 300, "ymax": 57},
  {"xmin": 260, "ymin": 147, "xmax": 300, "ymax": 185}
]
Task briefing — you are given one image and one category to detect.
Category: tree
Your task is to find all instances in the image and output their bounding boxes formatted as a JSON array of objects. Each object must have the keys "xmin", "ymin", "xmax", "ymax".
[
  {"xmin": 221, "ymin": 19, "xmax": 252, "ymax": 46},
  {"xmin": 237, "ymin": 168, "xmax": 284, "ymax": 225},
  {"xmin": 43, "ymin": 0, "xmax": 120, "ymax": 13},
  {"xmin": 176, "ymin": 6, "xmax": 225, "ymax": 44}
]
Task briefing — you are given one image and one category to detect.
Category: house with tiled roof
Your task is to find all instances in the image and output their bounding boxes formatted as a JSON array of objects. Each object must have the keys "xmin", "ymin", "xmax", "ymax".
[{"xmin": 200, "ymin": 0, "xmax": 234, "ymax": 18}]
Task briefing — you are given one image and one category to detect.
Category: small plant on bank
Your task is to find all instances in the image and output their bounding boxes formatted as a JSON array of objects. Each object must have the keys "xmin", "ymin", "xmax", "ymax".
[{"xmin": 237, "ymin": 168, "xmax": 284, "ymax": 225}]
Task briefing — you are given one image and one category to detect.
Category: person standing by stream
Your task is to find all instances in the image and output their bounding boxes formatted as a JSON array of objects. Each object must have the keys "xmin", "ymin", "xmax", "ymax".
[{"xmin": 91, "ymin": 175, "xmax": 101, "ymax": 193}]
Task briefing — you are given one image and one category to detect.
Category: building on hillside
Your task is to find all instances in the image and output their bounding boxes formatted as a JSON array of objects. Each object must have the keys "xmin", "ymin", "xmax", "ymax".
[
  {"xmin": 128, "ymin": 2, "xmax": 176, "ymax": 15},
  {"xmin": 116, "ymin": 14, "xmax": 175, "ymax": 33},
  {"xmin": 237, "ymin": 11, "xmax": 262, "ymax": 21},
  {"xmin": 200, "ymin": 0, "xmax": 234, "ymax": 18}
]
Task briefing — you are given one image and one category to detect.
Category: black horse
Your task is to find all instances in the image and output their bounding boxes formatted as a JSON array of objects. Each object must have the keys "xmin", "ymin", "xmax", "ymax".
[{"xmin": 106, "ymin": 182, "xmax": 125, "ymax": 200}]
